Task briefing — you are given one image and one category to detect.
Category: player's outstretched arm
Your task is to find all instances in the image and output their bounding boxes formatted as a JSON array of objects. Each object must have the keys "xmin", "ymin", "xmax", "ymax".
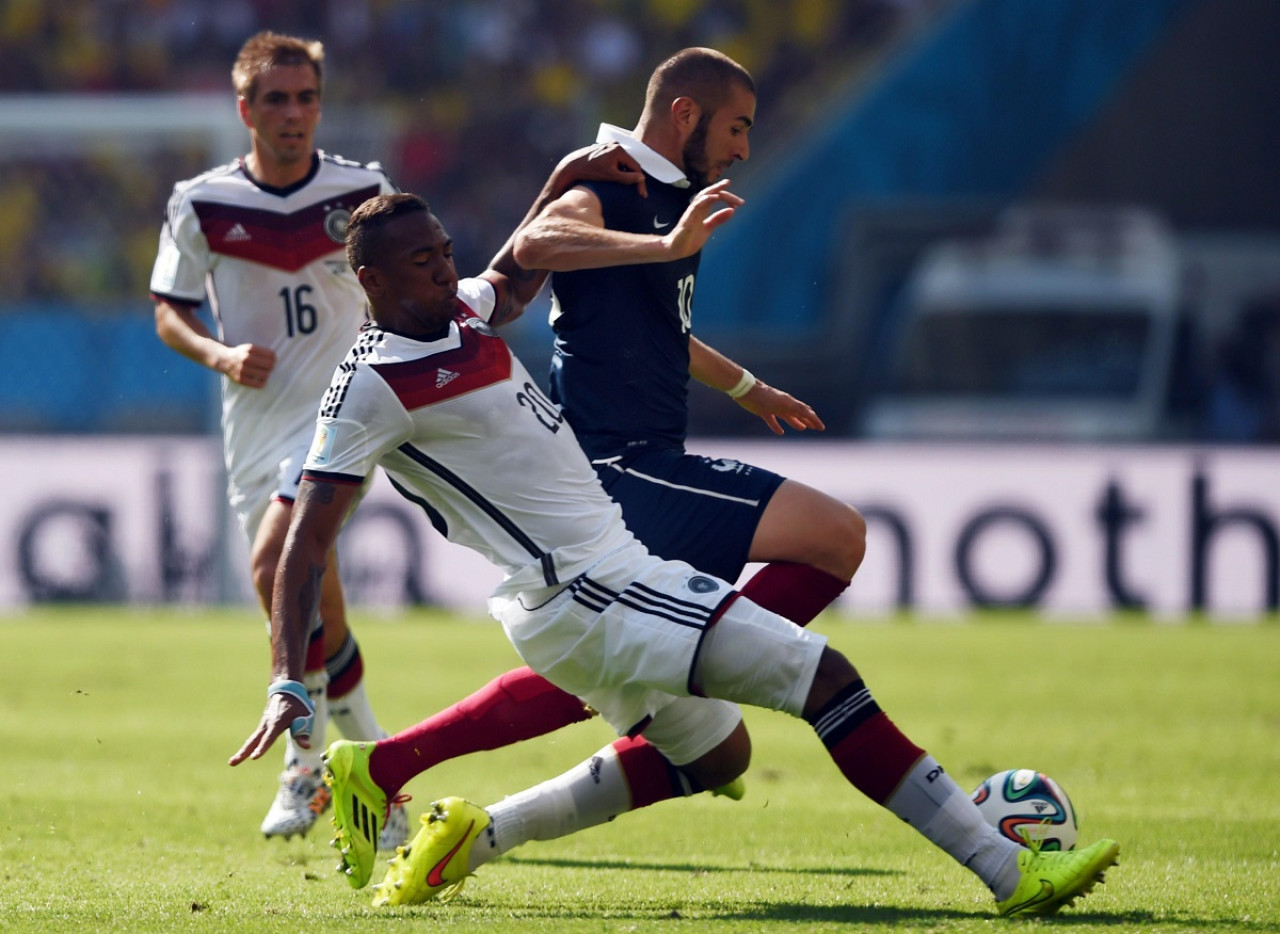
[
  {"xmin": 514, "ymin": 179, "xmax": 743, "ymax": 273},
  {"xmin": 487, "ymin": 141, "xmax": 649, "ymax": 322},
  {"xmin": 689, "ymin": 336, "xmax": 825, "ymax": 436},
  {"xmin": 229, "ymin": 477, "xmax": 357, "ymax": 765}
]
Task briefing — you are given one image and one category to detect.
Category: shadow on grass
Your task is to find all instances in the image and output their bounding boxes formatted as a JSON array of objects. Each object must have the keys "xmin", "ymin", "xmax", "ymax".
[
  {"xmin": 396, "ymin": 901, "xmax": 1259, "ymax": 929},
  {"xmin": 1036, "ymin": 910, "xmax": 1280, "ymax": 931},
  {"xmin": 400, "ymin": 901, "xmax": 983, "ymax": 924},
  {"xmin": 670, "ymin": 907, "xmax": 1265, "ymax": 927},
  {"xmin": 504, "ymin": 854, "xmax": 900, "ymax": 877}
]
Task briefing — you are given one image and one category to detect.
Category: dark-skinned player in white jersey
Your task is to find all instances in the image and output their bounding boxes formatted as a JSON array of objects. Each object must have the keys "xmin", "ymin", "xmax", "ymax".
[
  {"xmin": 231, "ymin": 192, "xmax": 1119, "ymax": 917},
  {"xmin": 152, "ymin": 31, "xmax": 651, "ymax": 849},
  {"xmin": 306, "ymin": 49, "xmax": 870, "ymax": 818}
]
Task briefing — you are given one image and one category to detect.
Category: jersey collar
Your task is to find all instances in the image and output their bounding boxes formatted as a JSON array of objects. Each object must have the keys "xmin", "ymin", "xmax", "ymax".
[
  {"xmin": 372, "ymin": 321, "xmax": 462, "ymax": 363},
  {"xmin": 240, "ymin": 150, "xmax": 321, "ymax": 197},
  {"xmin": 595, "ymin": 124, "xmax": 690, "ymax": 189}
]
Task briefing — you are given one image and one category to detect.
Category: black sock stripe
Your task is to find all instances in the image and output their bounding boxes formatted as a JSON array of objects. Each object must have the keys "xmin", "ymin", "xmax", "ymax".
[
  {"xmin": 808, "ymin": 680, "xmax": 882, "ymax": 747},
  {"xmin": 326, "ymin": 632, "xmax": 359, "ymax": 678}
]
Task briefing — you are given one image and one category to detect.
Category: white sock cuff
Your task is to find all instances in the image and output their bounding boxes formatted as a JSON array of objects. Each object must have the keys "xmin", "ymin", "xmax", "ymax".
[{"xmin": 327, "ymin": 679, "xmax": 385, "ymax": 741}]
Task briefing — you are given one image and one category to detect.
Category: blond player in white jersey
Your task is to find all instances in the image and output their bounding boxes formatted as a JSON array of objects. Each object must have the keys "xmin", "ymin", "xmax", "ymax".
[
  {"xmin": 149, "ymin": 31, "xmax": 404, "ymax": 846},
  {"xmin": 233, "ymin": 193, "xmax": 1120, "ymax": 919}
]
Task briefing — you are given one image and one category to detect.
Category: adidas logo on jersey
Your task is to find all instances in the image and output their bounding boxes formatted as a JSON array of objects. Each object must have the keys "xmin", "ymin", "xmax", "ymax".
[
  {"xmin": 436, "ymin": 369, "xmax": 460, "ymax": 388},
  {"xmin": 225, "ymin": 223, "xmax": 251, "ymax": 242}
]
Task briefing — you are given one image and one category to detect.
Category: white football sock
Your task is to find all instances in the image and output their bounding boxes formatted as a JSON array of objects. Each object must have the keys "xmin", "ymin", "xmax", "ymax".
[
  {"xmin": 884, "ymin": 756, "xmax": 1022, "ymax": 899},
  {"xmin": 471, "ymin": 744, "xmax": 633, "ymax": 873},
  {"xmin": 328, "ymin": 680, "xmax": 386, "ymax": 741}
]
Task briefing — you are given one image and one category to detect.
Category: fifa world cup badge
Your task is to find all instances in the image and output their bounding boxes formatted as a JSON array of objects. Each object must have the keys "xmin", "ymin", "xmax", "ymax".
[{"xmin": 308, "ymin": 423, "xmax": 335, "ymax": 466}]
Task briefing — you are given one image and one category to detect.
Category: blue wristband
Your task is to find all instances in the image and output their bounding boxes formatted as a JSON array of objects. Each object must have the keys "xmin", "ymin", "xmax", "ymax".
[{"xmin": 268, "ymin": 680, "xmax": 316, "ymax": 740}]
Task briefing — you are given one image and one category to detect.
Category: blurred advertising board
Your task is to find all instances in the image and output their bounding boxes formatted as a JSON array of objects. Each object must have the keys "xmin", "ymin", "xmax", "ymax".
[{"xmin": 2, "ymin": 437, "xmax": 1275, "ymax": 618}]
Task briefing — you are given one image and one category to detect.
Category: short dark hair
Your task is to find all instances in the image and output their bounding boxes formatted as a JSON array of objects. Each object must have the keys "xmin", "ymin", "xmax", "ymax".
[
  {"xmin": 643, "ymin": 48, "xmax": 754, "ymax": 120},
  {"xmin": 346, "ymin": 193, "xmax": 431, "ymax": 271},
  {"xmin": 232, "ymin": 31, "xmax": 324, "ymax": 103}
]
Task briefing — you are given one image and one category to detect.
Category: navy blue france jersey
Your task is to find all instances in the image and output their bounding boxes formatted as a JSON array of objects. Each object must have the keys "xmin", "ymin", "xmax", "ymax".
[{"xmin": 547, "ymin": 175, "xmax": 698, "ymax": 461}]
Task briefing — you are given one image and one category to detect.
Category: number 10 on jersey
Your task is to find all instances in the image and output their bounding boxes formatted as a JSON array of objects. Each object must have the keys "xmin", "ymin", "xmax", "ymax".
[{"xmin": 676, "ymin": 274, "xmax": 694, "ymax": 333}]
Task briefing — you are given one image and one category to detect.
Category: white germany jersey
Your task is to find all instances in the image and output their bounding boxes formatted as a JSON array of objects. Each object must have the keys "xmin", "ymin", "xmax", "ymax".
[
  {"xmin": 304, "ymin": 278, "xmax": 638, "ymax": 598},
  {"xmin": 149, "ymin": 151, "xmax": 395, "ymax": 488}
]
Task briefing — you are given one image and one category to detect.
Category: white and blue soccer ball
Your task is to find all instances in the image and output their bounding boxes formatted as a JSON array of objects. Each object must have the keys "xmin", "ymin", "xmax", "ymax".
[{"xmin": 971, "ymin": 768, "xmax": 1078, "ymax": 851}]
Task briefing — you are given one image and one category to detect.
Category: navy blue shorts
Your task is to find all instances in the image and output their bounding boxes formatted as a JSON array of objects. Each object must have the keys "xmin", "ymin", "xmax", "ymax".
[{"xmin": 593, "ymin": 448, "xmax": 785, "ymax": 583}]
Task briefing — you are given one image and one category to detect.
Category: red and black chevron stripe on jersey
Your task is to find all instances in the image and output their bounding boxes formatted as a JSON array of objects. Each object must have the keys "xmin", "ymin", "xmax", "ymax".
[
  {"xmin": 192, "ymin": 184, "xmax": 380, "ymax": 271},
  {"xmin": 371, "ymin": 311, "xmax": 512, "ymax": 410}
]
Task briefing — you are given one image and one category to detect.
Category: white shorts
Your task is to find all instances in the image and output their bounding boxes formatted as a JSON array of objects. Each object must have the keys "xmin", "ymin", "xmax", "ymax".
[
  {"xmin": 227, "ymin": 426, "xmax": 314, "ymax": 543},
  {"xmin": 494, "ymin": 543, "xmax": 827, "ymax": 765}
]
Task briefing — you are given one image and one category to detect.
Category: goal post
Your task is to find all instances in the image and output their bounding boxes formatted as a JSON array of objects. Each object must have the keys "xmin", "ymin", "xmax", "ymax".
[
  {"xmin": 0, "ymin": 92, "xmax": 403, "ymax": 607},
  {"xmin": 0, "ymin": 92, "xmax": 244, "ymax": 159}
]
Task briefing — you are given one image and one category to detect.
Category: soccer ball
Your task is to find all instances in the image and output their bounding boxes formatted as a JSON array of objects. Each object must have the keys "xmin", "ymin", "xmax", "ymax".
[{"xmin": 970, "ymin": 769, "xmax": 1078, "ymax": 851}]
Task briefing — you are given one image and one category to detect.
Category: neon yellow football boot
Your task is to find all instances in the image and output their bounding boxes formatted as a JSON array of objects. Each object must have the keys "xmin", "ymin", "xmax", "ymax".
[
  {"xmin": 372, "ymin": 797, "xmax": 491, "ymax": 907},
  {"xmin": 322, "ymin": 740, "xmax": 389, "ymax": 889},
  {"xmin": 997, "ymin": 836, "xmax": 1120, "ymax": 917}
]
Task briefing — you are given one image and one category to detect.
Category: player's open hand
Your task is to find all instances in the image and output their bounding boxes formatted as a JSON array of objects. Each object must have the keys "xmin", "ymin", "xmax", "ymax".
[
  {"xmin": 228, "ymin": 690, "xmax": 312, "ymax": 766},
  {"xmin": 735, "ymin": 381, "xmax": 826, "ymax": 435},
  {"xmin": 664, "ymin": 180, "xmax": 743, "ymax": 259},
  {"xmin": 219, "ymin": 342, "xmax": 276, "ymax": 389},
  {"xmin": 557, "ymin": 142, "xmax": 648, "ymax": 199}
]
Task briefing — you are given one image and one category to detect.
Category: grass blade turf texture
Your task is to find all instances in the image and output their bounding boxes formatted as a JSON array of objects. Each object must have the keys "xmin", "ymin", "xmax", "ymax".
[{"xmin": 0, "ymin": 607, "xmax": 1275, "ymax": 933}]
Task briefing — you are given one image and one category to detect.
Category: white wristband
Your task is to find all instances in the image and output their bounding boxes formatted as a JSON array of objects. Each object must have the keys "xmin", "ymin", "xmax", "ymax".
[{"xmin": 727, "ymin": 368, "xmax": 757, "ymax": 399}]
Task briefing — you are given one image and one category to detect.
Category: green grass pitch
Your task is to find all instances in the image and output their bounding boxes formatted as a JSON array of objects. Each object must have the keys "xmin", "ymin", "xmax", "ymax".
[{"xmin": 1, "ymin": 606, "xmax": 1276, "ymax": 933}]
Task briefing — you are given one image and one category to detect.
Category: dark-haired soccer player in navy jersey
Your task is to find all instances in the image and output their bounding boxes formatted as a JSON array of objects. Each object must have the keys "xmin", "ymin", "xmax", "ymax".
[{"xmin": 515, "ymin": 47, "xmax": 865, "ymax": 610}]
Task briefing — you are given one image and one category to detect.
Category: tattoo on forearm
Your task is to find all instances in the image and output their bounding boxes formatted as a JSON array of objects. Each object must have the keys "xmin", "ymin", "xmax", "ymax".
[
  {"xmin": 296, "ymin": 563, "xmax": 323, "ymax": 625},
  {"xmin": 294, "ymin": 560, "xmax": 322, "ymax": 619}
]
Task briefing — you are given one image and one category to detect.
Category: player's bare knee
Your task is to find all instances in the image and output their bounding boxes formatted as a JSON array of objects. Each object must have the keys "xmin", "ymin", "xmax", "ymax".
[
  {"xmin": 841, "ymin": 504, "xmax": 868, "ymax": 578},
  {"xmin": 682, "ymin": 727, "xmax": 751, "ymax": 790},
  {"xmin": 821, "ymin": 502, "xmax": 866, "ymax": 581},
  {"xmin": 802, "ymin": 647, "xmax": 860, "ymax": 719}
]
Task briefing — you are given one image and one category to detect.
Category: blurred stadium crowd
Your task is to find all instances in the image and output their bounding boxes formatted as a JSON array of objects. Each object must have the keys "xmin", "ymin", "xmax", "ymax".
[
  {"xmin": 3, "ymin": 0, "xmax": 1276, "ymax": 443},
  {"xmin": 0, "ymin": 0, "xmax": 936, "ymax": 306}
]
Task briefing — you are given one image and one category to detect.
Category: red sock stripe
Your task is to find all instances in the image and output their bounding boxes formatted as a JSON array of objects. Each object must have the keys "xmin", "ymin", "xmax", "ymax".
[
  {"xmin": 369, "ymin": 667, "xmax": 592, "ymax": 796},
  {"xmin": 739, "ymin": 561, "xmax": 848, "ymax": 627},
  {"xmin": 825, "ymin": 711, "xmax": 925, "ymax": 805},
  {"xmin": 611, "ymin": 736, "xmax": 687, "ymax": 810},
  {"xmin": 325, "ymin": 634, "xmax": 365, "ymax": 699},
  {"xmin": 304, "ymin": 622, "xmax": 325, "ymax": 673}
]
